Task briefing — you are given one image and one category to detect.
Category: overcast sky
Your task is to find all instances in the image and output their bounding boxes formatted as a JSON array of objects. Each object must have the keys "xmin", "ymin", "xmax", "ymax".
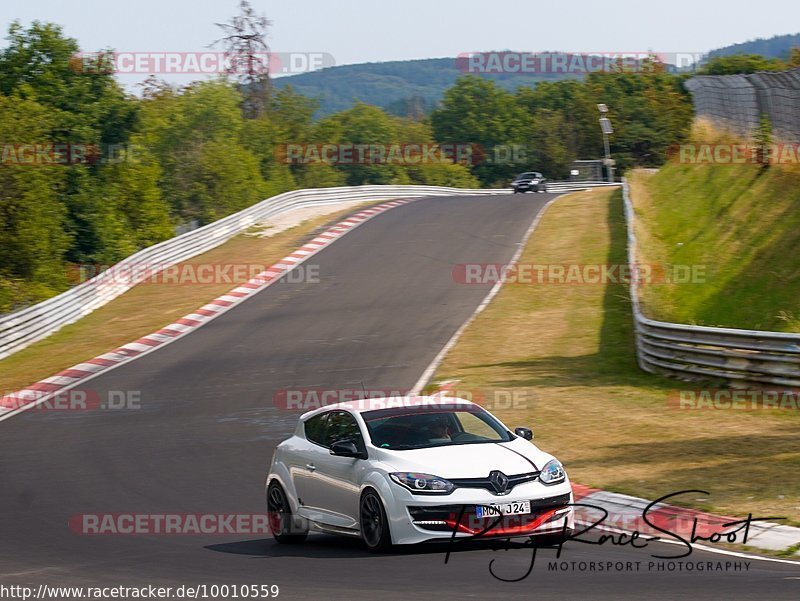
[{"xmin": 1, "ymin": 0, "xmax": 798, "ymax": 88}]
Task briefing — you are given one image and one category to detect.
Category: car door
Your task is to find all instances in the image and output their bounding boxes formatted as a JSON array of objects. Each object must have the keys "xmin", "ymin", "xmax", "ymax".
[
  {"xmin": 306, "ymin": 410, "xmax": 367, "ymax": 529},
  {"xmin": 289, "ymin": 412, "xmax": 331, "ymax": 518}
]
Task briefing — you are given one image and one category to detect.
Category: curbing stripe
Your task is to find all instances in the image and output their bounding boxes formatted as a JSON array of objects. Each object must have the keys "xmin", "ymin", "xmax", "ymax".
[
  {"xmin": 0, "ymin": 197, "xmax": 419, "ymax": 421},
  {"xmin": 572, "ymin": 486, "xmax": 800, "ymax": 557}
]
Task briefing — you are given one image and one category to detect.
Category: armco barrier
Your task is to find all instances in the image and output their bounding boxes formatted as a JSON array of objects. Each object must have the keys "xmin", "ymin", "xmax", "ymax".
[
  {"xmin": 0, "ymin": 185, "xmax": 488, "ymax": 360},
  {"xmin": 545, "ymin": 181, "xmax": 621, "ymax": 193},
  {"xmin": 0, "ymin": 182, "xmax": 618, "ymax": 360},
  {"xmin": 623, "ymin": 180, "xmax": 800, "ymax": 388}
]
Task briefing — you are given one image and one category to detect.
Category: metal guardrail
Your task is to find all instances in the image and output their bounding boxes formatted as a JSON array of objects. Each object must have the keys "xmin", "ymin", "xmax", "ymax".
[
  {"xmin": 0, "ymin": 185, "xmax": 506, "ymax": 360},
  {"xmin": 623, "ymin": 180, "xmax": 800, "ymax": 388},
  {"xmin": 546, "ymin": 181, "xmax": 621, "ymax": 193},
  {"xmin": 0, "ymin": 181, "xmax": 618, "ymax": 361}
]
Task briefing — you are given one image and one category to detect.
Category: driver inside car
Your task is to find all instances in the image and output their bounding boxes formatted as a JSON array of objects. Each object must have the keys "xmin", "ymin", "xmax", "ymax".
[{"xmin": 426, "ymin": 417, "xmax": 452, "ymax": 443}]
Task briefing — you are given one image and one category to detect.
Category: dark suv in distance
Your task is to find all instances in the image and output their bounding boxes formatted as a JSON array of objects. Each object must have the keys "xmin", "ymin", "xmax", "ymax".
[{"xmin": 511, "ymin": 172, "xmax": 547, "ymax": 193}]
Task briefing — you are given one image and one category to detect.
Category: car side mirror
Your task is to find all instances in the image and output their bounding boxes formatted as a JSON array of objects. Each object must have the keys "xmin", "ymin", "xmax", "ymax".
[
  {"xmin": 514, "ymin": 427, "xmax": 534, "ymax": 441},
  {"xmin": 330, "ymin": 440, "xmax": 367, "ymax": 459}
]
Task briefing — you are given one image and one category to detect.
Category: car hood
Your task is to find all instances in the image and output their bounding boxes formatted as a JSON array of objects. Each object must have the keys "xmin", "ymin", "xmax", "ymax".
[{"xmin": 374, "ymin": 438, "xmax": 554, "ymax": 478}]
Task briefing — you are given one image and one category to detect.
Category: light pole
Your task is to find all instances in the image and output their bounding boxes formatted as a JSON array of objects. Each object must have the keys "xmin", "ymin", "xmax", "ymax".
[{"xmin": 597, "ymin": 104, "xmax": 615, "ymax": 183}]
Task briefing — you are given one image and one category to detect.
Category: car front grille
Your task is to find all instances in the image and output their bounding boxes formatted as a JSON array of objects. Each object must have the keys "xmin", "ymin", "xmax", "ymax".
[
  {"xmin": 408, "ymin": 493, "xmax": 571, "ymax": 534},
  {"xmin": 450, "ymin": 471, "xmax": 540, "ymax": 493}
]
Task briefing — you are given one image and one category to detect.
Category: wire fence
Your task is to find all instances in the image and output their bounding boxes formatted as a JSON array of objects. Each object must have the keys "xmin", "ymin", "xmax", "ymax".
[{"xmin": 685, "ymin": 68, "xmax": 800, "ymax": 141}]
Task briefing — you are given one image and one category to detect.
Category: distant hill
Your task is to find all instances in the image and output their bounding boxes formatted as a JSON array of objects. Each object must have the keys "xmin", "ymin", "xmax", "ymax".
[
  {"xmin": 708, "ymin": 33, "xmax": 800, "ymax": 59},
  {"xmin": 273, "ymin": 57, "xmax": 580, "ymax": 117},
  {"xmin": 274, "ymin": 36, "xmax": 800, "ymax": 118}
]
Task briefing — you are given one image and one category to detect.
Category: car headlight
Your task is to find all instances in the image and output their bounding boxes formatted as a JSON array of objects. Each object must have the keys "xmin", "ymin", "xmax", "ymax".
[
  {"xmin": 390, "ymin": 472, "xmax": 455, "ymax": 494},
  {"xmin": 539, "ymin": 459, "xmax": 566, "ymax": 485},
  {"xmin": 531, "ymin": 179, "xmax": 539, "ymax": 184}
]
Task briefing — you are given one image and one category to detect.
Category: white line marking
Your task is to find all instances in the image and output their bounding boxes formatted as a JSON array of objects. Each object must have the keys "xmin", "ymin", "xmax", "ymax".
[
  {"xmin": 407, "ymin": 192, "xmax": 800, "ymax": 562},
  {"xmin": 0, "ymin": 197, "xmax": 419, "ymax": 424},
  {"xmin": 409, "ymin": 194, "xmax": 563, "ymax": 395},
  {"xmin": 574, "ymin": 519, "xmax": 800, "ymax": 566}
]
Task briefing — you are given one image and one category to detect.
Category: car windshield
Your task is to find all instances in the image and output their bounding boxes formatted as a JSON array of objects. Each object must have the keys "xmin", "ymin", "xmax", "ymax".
[
  {"xmin": 362, "ymin": 404, "xmax": 512, "ymax": 450},
  {"xmin": 516, "ymin": 172, "xmax": 539, "ymax": 180}
]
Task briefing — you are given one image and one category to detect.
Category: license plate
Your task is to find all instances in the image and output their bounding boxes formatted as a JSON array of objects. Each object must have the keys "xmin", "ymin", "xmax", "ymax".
[{"xmin": 476, "ymin": 501, "xmax": 531, "ymax": 518}]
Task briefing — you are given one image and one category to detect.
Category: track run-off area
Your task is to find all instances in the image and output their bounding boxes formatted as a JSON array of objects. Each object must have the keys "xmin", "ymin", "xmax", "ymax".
[{"xmin": 0, "ymin": 193, "xmax": 797, "ymax": 600}]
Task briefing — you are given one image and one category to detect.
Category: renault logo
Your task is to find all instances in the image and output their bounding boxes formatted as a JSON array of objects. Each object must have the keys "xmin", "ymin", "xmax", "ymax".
[{"xmin": 489, "ymin": 470, "xmax": 510, "ymax": 494}]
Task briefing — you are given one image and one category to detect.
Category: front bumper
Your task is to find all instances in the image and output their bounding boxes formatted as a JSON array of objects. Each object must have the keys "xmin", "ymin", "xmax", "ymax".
[{"xmin": 386, "ymin": 480, "xmax": 574, "ymax": 545}]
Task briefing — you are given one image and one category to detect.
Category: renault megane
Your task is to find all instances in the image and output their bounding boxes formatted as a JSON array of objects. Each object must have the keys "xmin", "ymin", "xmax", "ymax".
[{"xmin": 266, "ymin": 396, "xmax": 574, "ymax": 552}]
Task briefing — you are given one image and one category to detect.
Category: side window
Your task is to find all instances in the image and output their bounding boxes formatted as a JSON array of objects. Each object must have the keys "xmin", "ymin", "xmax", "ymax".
[
  {"xmin": 304, "ymin": 413, "xmax": 329, "ymax": 446},
  {"xmin": 325, "ymin": 411, "xmax": 365, "ymax": 449}
]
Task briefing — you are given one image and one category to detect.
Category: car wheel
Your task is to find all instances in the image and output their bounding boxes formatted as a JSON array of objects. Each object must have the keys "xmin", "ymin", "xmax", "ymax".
[
  {"xmin": 360, "ymin": 489, "xmax": 392, "ymax": 553},
  {"xmin": 267, "ymin": 481, "xmax": 307, "ymax": 544}
]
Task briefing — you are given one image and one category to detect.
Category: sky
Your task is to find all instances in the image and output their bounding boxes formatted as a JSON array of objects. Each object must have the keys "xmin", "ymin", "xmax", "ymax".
[{"xmin": 1, "ymin": 0, "xmax": 798, "ymax": 88}]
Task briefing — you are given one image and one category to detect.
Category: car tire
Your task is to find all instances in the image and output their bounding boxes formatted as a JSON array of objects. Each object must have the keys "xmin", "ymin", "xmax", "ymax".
[
  {"xmin": 360, "ymin": 489, "xmax": 392, "ymax": 553},
  {"xmin": 267, "ymin": 481, "xmax": 308, "ymax": 544}
]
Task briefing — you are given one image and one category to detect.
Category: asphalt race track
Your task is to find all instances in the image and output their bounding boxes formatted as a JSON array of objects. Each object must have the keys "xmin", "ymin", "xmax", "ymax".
[{"xmin": 0, "ymin": 193, "xmax": 797, "ymax": 600}]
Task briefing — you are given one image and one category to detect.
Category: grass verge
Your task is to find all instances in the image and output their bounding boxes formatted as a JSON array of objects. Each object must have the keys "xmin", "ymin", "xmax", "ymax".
[
  {"xmin": 628, "ymin": 124, "xmax": 800, "ymax": 331},
  {"xmin": 431, "ymin": 188, "xmax": 800, "ymax": 522},
  {"xmin": 0, "ymin": 203, "xmax": 372, "ymax": 394}
]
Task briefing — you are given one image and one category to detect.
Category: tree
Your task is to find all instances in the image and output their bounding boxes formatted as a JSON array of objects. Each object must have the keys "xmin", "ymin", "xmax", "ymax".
[
  {"xmin": 0, "ymin": 21, "xmax": 142, "ymax": 273},
  {"xmin": 0, "ymin": 21, "xmax": 136, "ymax": 145},
  {"xmin": 525, "ymin": 109, "xmax": 575, "ymax": 178},
  {"xmin": 213, "ymin": 0, "xmax": 272, "ymax": 118},
  {"xmin": 0, "ymin": 95, "xmax": 70, "ymax": 308},
  {"xmin": 787, "ymin": 47, "xmax": 800, "ymax": 68},
  {"xmin": 139, "ymin": 80, "xmax": 262, "ymax": 222},
  {"xmin": 515, "ymin": 80, "xmax": 600, "ymax": 168},
  {"xmin": 431, "ymin": 77, "xmax": 530, "ymax": 185},
  {"xmin": 312, "ymin": 103, "xmax": 408, "ymax": 185},
  {"xmin": 754, "ymin": 114, "xmax": 773, "ymax": 166},
  {"xmin": 700, "ymin": 54, "xmax": 786, "ymax": 75}
]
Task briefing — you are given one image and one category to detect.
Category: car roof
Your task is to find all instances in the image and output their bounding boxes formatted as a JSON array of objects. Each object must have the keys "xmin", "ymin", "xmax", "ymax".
[{"xmin": 300, "ymin": 396, "xmax": 476, "ymax": 420}]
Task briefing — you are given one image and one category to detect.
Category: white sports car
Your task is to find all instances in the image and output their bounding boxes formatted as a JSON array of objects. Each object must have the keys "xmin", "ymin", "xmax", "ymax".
[{"xmin": 266, "ymin": 396, "xmax": 574, "ymax": 552}]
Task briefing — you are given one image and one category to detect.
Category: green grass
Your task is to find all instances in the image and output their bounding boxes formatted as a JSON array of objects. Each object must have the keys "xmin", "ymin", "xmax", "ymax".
[
  {"xmin": 431, "ymin": 189, "xmax": 800, "ymax": 522},
  {"xmin": 0, "ymin": 204, "xmax": 371, "ymax": 395},
  {"xmin": 776, "ymin": 543, "xmax": 800, "ymax": 558},
  {"xmin": 629, "ymin": 161, "xmax": 800, "ymax": 331}
]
